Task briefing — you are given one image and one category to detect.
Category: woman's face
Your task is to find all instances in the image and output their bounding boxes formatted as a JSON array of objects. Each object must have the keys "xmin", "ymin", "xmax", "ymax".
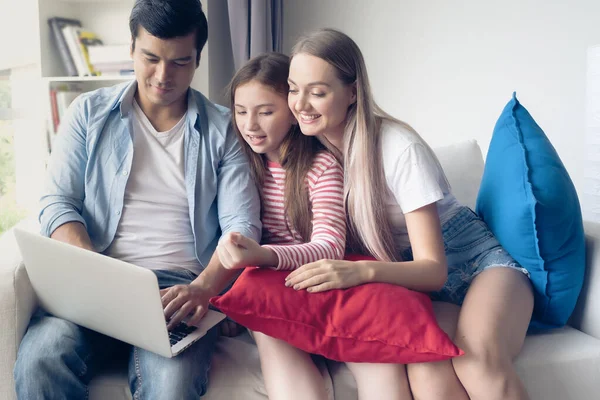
[
  {"xmin": 234, "ymin": 80, "xmax": 296, "ymax": 162},
  {"xmin": 288, "ymin": 53, "xmax": 356, "ymax": 145}
]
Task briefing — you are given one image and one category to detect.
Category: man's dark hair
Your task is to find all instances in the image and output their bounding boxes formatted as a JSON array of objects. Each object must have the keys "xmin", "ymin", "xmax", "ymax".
[{"xmin": 129, "ymin": 0, "xmax": 208, "ymax": 65}]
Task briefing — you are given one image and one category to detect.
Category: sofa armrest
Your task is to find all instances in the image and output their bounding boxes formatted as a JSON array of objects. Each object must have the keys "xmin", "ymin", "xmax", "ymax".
[
  {"xmin": 569, "ymin": 220, "xmax": 600, "ymax": 339},
  {"xmin": 0, "ymin": 224, "xmax": 38, "ymax": 400}
]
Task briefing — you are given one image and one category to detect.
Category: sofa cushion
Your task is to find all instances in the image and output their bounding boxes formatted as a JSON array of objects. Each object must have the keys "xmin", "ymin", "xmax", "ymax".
[
  {"xmin": 87, "ymin": 332, "xmax": 334, "ymax": 400},
  {"xmin": 514, "ymin": 326, "xmax": 600, "ymax": 399},
  {"xmin": 476, "ymin": 93, "xmax": 585, "ymax": 330},
  {"xmin": 326, "ymin": 326, "xmax": 600, "ymax": 400},
  {"xmin": 210, "ymin": 255, "xmax": 463, "ymax": 364},
  {"xmin": 433, "ymin": 140, "xmax": 485, "ymax": 211}
]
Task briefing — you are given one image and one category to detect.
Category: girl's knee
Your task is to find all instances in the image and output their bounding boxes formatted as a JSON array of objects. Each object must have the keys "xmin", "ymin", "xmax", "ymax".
[
  {"xmin": 407, "ymin": 360, "xmax": 452, "ymax": 385},
  {"xmin": 348, "ymin": 363, "xmax": 411, "ymax": 400},
  {"xmin": 348, "ymin": 362, "xmax": 408, "ymax": 383},
  {"xmin": 408, "ymin": 361, "xmax": 468, "ymax": 400}
]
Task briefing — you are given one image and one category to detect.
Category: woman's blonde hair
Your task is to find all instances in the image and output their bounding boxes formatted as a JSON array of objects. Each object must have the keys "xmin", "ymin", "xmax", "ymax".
[
  {"xmin": 292, "ymin": 28, "xmax": 448, "ymax": 261},
  {"xmin": 228, "ymin": 52, "xmax": 326, "ymax": 241}
]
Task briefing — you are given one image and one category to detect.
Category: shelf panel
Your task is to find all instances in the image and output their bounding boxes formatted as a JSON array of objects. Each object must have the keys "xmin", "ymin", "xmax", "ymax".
[
  {"xmin": 57, "ymin": 0, "xmax": 134, "ymax": 3},
  {"xmin": 43, "ymin": 75, "xmax": 134, "ymax": 83}
]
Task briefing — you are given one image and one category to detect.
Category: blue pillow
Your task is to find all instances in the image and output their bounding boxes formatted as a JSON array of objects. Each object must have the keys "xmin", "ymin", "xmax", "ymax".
[{"xmin": 476, "ymin": 93, "xmax": 585, "ymax": 331}]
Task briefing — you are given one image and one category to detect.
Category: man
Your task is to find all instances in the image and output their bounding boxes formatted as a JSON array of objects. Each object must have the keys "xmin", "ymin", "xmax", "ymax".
[{"xmin": 13, "ymin": 0, "xmax": 261, "ymax": 398}]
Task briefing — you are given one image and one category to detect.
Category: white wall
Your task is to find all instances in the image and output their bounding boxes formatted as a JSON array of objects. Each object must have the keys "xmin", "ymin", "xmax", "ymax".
[
  {"xmin": 283, "ymin": 0, "xmax": 600, "ymax": 207},
  {"xmin": 0, "ymin": 0, "xmax": 39, "ymax": 71}
]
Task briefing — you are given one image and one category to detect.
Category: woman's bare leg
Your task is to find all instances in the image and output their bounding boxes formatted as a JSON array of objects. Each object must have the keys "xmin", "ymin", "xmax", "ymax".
[
  {"xmin": 253, "ymin": 331, "xmax": 328, "ymax": 400},
  {"xmin": 346, "ymin": 362, "xmax": 413, "ymax": 400},
  {"xmin": 452, "ymin": 267, "xmax": 533, "ymax": 400},
  {"xmin": 407, "ymin": 302, "xmax": 469, "ymax": 400}
]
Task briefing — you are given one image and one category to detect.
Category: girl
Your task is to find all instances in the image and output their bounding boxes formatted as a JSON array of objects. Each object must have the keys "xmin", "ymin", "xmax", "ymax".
[
  {"xmin": 285, "ymin": 29, "xmax": 534, "ymax": 400},
  {"xmin": 216, "ymin": 52, "xmax": 346, "ymax": 400}
]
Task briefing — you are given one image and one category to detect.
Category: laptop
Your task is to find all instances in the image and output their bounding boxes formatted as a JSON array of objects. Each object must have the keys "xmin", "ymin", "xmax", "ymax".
[{"xmin": 13, "ymin": 228, "xmax": 226, "ymax": 358}]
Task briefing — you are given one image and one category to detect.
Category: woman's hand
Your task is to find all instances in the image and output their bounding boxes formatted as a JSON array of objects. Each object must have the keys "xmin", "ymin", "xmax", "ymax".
[
  {"xmin": 285, "ymin": 259, "xmax": 372, "ymax": 293},
  {"xmin": 217, "ymin": 232, "xmax": 278, "ymax": 269}
]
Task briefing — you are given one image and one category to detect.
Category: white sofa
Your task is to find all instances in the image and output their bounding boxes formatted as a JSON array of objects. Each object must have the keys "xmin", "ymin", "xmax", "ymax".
[{"xmin": 1, "ymin": 140, "xmax": 600, "ymax": 400}]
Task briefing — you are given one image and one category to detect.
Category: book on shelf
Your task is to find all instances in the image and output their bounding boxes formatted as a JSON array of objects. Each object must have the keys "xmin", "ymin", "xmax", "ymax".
[
  {"xmin": 78, "ymin": 29, "xmax": 104, "ymax": 76},
  {"xmin": 48, "ymin": 17, "xmax": 82, "ymax": 77},
  {"xmin": 47, "ymin": 84, "xmax": 84, "ymax": 143},
  {"xmin": 87, "ymin": 44, "xmax": 131, "ymax": 64},
  {"xmin": 88, "ymin": 44, "xmax": 134, "ymax": 77},
  {"xmin": 63, "ymin": 25, "xmax": 105, "ymax": 77},
  {"xmin": 62, "ymin": 25, "xmax": 90, "ymax": 76},
  {"xmin": 93, "ymin": 64, "xmax": 135, "ymax": 76},
  {"xmin": 49, "ymin": 89, "xmax": 59, "ymax": 133},
  {"xmin": 49, "ymin": 16, "xmax": 108, "ymax": 77}
]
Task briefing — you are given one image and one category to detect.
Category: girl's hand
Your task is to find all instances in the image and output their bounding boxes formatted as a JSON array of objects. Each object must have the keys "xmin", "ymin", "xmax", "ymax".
[
  {"xmin": 217, "ymin": 232, "xmax": 278, "ymax": 269},
  {"xmin": 285, "ymin": 259, "xmax": 372, "ymax": 293}
]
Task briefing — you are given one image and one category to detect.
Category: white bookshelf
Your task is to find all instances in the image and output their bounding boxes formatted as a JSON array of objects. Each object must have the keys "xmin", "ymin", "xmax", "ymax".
[
  {"xmin": 34, "ymin": 0, "xmax": 235, "ymax": 117},
  {"xmin": 11, "ymin": 0, "xmax": 234, "ymax": 211},
  {"xmin": 35, "ymin": 0, "xmax": 138, "ymax": 158},
  {"xmin": 44, "ymin": 75, "xmax": 134, "ymax": 83},
  {"xmin": 33, "ymin": 0, "xmax": 235, "ymax": 146},
  {"xmin": 36, "ymin": 0, "xmax": 221, "ymax": 89}
]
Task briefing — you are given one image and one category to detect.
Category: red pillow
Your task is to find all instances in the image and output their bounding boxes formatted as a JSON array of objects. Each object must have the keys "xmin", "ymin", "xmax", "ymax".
[{"xmin": 210, "ymin": 255, "xmax": 463, "ymax": 363}]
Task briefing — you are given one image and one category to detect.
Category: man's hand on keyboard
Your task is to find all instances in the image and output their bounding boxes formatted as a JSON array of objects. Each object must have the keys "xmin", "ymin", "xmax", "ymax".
[{"xmin": 160, "ymin": 283, "xmax": 213, "ymax": 330}]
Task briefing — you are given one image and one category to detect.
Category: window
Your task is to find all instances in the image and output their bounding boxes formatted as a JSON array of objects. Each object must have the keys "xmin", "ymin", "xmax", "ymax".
[{"xmin": 0, "ymin": 70, "xmax": 28, "ymax": 235}]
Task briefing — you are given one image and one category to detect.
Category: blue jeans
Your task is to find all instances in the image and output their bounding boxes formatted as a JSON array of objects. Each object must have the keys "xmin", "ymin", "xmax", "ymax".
[
  {"xmin": 403, "ymin": 206, "xmax": 530, "ymax": 305},
  {"xmin": 14, "ymin": 269, "xmax": 219, "ymax": 400}
]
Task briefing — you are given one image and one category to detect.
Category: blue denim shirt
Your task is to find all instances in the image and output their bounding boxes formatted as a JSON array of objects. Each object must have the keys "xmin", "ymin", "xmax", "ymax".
[{"xmin": 40, "ymin": 81, "xmax": 261, "ymax": 268}]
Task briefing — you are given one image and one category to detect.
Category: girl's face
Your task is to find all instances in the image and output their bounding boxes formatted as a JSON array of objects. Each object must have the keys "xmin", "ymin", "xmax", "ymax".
[
  {"xmin": 234, "ymin": 80, "xmax": 296, "ymax": 162},
  {"xmin": 288, "ymin": 53, "xmax": 356, "ymax": 145}
]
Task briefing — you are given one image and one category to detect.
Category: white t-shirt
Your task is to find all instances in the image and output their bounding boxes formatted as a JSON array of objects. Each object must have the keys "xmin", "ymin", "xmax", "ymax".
[
  {"xmin": 105, "ymin": 100, "xmax": 202, "ymax": 274},
  {"xmin": 380, "ymin": 120, "xmax": 461, "ymax": 251}
]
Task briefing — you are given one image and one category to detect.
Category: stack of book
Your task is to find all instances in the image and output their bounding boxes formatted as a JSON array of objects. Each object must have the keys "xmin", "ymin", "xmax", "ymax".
[
  {"xmin": 48, "ymin": 17, "xmax": 103, "ymax": 77},
  {"xmin": 48, "ymin": 17, "xmax": 133, "ymax": 78},
  {"xmin": 88, "ymin": 45, "xmax": 134, "ymax": 76}
]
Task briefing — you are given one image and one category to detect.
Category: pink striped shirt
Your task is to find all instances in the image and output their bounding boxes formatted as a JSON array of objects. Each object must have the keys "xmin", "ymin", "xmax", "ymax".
[{"xmin": 261, "ymin": 152, "xmax": 346, "ymax": 270}]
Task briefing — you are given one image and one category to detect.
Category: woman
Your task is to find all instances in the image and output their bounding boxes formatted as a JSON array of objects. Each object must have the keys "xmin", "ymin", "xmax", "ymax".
[{"xmin": 285, "ymin": 28, "xmax": 534, "ymax": 400}]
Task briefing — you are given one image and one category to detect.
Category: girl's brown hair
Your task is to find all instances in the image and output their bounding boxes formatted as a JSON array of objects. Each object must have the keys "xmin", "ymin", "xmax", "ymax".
[{"xmin": 228, "ymin": 52, "xmax": 326, "ymax": 241}]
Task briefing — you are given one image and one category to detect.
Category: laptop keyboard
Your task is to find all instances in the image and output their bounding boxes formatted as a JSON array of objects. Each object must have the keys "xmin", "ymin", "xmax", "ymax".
[{"xmin": 169, "ymin": 323, "xmax": 197, "ymax": 346}]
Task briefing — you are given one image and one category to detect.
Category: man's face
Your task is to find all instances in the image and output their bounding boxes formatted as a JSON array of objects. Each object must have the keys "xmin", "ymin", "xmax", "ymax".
[{"xmin": 131, "ymin": 27, "xmax": 198, "ymax": 109}]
